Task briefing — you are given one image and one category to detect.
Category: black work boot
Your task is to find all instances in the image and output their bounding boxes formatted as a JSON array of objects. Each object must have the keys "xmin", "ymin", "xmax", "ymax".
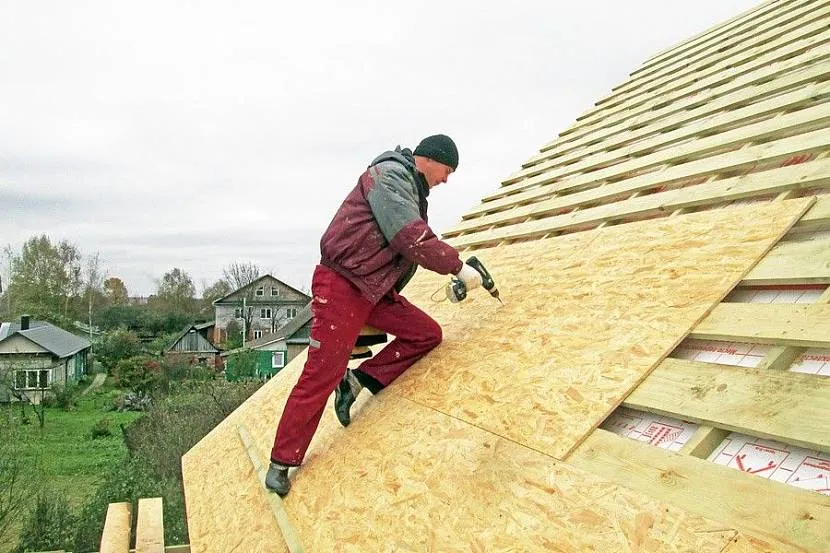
[
  {"xmin": 265, "ymin": 462, "xmax": 291, "ymax": 496},
  {"xmin": 334, "ymin": 369, "xmax": 363, "ymax": 427}
]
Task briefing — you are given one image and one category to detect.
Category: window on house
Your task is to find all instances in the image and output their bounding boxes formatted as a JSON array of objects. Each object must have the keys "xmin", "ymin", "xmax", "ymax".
[
  {"xmin": 260, "ymin": 308, "xmax": 272, "ymax": 319},
  {"xmin": 286, "ymin": 307, "xmax": 297, "ymax": 319},
  {"xmin": 14, "ymin": 369, "xmax": 50, "ymax": 390},
  {"xmin": 253, "ymin": 330, "xmax": 263, "ymax": 339},
  {"xmin": 272, "ymin": 351, "xmax": 286, "ymax": 368},
  {"xmin": 271, "ymin": 287, "xmax": 280, "ymax": 296},
  {"xmin": 256, "ymin": 287, "xmax": 264, "ymax": 296},
  {"xmin": 234, "ymin": 307, "xmax": 242, "ymax": 318}
]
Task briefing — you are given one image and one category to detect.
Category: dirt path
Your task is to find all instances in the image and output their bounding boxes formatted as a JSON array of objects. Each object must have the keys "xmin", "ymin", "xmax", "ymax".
[{"xmin": 81, "ymin": 372, "xmax": 106, "ymax": 395}]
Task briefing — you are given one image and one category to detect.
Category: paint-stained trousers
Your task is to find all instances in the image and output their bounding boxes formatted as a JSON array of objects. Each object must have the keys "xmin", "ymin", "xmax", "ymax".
[{"xmin": 270, "ymin": 264, "xmax": 442, "ymax": 466}]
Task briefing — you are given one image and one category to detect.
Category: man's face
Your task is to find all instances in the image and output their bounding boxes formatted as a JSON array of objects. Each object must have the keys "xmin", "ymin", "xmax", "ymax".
[{"xmin": 422, "ymin": 158, "xmax": 454, "ymax": 188}]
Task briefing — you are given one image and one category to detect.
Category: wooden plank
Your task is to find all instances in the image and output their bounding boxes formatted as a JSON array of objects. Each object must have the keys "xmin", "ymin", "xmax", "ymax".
[
  {"xmin": 743, "ymin": 234, "xmax": 830, "ymax": 285},
  {"xmin": 623, "ymin": 357, "xmax": 830, "ymax": 452},
  {"xmin": 487, "ymin": 99, "xmax": 830, "ymax": 203},
  {"xmin": 569, "ymin": 430, "xmax": 830, "ymax": 553},
  {"xmin": 679, "ymin": 426, "xmax": 732, "ymax": 459},
  {"xmin": 136, "ymin": 497, "xmax": 165, "ymax": 553},
  {"xmin": 395, "ymin": 199, "xmax": 812, "ymax": 460},
  {"xmin": 796, "ymin": 193, "xmax": 830, "ymax": 231},
  {"xmin": 511, "ymin": 77, "xmax": 830, "ymax": 184},
  {"xmin": 448, "ymin": 160, "xmax": 829, "ymax": 242},
  {"xmin": 549, "ymin": 34, "xmax": 830, "ymax": 154},
  {"xmin": 100, "ymin": 502, "xmax": 131, "ymax": 553},
  {"xmin": 691, "ymin": 303, "xmax": 830, "ymax": 348},
  {"xmin": 448, "ymin": 153, "xmax": 828, "ymax": 249},
  {"xmin": 592, "ymin": 2, "xmax": 830, "ymax": 113},
  {"xmin": 237, "ymin": 425, "xmax": 304, "ymax": 553},
  {"xmin": 539, "ymin": 45, "xmax": 830, "ymax": 159},
  {"xmin": 634, "ymin": 0, "xmax": 784, "ymax": 73},
  {"xmin": 616, "ymin": 0, "xmax": 818, "ymax": 94},
  {"xmin": 459, "ymin": 125, "xmax": 830, "ymax": 228},
  {"xmin": 573, "ymin": 20, "xmax": 830, "ymax": 131}
]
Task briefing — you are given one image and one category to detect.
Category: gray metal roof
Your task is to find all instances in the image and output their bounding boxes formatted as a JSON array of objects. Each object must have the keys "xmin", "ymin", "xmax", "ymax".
[{"xmin": 0, "ymin": 320, "xmax": 91, "ymax": 358}]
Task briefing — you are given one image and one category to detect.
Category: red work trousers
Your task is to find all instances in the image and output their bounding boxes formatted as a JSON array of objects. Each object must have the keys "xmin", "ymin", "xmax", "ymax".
[{"xmin": 270, "ymin": 265, "xmax": 442, "ymax": 466}]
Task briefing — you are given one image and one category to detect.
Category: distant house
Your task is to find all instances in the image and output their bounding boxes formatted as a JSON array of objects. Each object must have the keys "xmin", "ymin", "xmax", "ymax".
[
  {"xmin": 163, "ymin": 322, "xmax": 221, "ymax": 370},
  {"xmin": 222, "ymin": 304, "xmax": 311, "ymax": 380},
  {"xmin": 0, "ymin": 316, "xmax": 91, "ymax": 403},
  {"xmin": 213, "ymin": 274, "xmax": 310, "ymax": 345}
]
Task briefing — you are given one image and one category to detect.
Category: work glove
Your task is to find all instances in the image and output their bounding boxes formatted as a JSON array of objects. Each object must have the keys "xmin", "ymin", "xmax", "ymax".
[{"xmin": 455, "ymin": 263, "xmax": 483, "ymax": 290}]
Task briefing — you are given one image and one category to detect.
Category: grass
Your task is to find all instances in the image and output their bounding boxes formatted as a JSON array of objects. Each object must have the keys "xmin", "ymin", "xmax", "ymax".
[{"xmin": 1, "ymin": 382, "xmax": 142, "ymax": 508}]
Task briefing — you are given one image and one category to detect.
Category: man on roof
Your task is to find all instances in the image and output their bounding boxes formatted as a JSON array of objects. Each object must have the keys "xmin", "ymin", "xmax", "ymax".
[{"xmin": 265, "ymin": 134, "xmax": 483, "ymax": 496}]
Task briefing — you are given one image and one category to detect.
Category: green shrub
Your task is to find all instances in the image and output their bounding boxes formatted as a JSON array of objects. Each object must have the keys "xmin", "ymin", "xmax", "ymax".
[
  {"xmin": 122, "ymin": 379, "xmax": 261, "ymax": 480},
  {"xmin": 16, "ymin": 490, "xmax": 77, "ymax": 553},
  {"xmin": 224, "ymin": 349, "xmax": 259, "ymax": 381},
  {"xmin": 51, "ymin": 380, "xmax": 80, "ymax": 410},
  {"xmin": 90, "ymin": 417, "xmax": 113, "ymax": 439},
  {"xmin": 96, "ymin": 329, "xmax": 142, "ymax": 373},
  {"xmin": 113, "ymin": 355, "xmax": 164, "ymax": 397}
]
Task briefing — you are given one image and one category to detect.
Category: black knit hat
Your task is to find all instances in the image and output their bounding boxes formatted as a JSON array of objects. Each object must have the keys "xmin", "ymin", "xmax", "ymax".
[{"xmin": 413, "ymin": 134, "xmax": 458, "ymax": 170}]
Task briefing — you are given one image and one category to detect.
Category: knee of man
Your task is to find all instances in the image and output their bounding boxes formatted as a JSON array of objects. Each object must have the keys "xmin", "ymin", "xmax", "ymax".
[{"xmin": 426, "ymin": 321, "xmax": 443, "ymax": 349}]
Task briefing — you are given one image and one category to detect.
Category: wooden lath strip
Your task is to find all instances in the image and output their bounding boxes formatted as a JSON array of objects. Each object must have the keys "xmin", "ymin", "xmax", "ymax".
[
  {"xmin": 489, "ymin": 100, "xmax": 830, "ymax": 203},
  {"xmin": 635, "ymin": 0, "xmax": 783, "ymax": 74},
  {"xmin": 615, "ymin": 0, "xmax": 815, "ymax": 93},
  {"xmin": 523, "ymin": 63, "xmax": 830, "ymax": 173},
  {"xmin": 505, "ymin": 79, "xmax": 830, "ymax": 186},
  {"xmin": 569, "ymin": 430, "xmax": 830, "ymax": 553},
  {"xmin": 450, "ymin": 154, "xmax": 830, "ymax": 239},
  {"xmin": 797, "ymin": 190, "xmax": 830, "ymax": 230},
  {"xmin": 237, "ymin": 425, "xmax": 304, "ymax": 553},
  {"xmin": 552, "ymin": 29, "xmax": 830, "ymax": 151},
  {"xmin": 100, "ymin": 502, "xmax": 131, "ymax": 553},
  {"xmin": 538, "ymin": 44, "xmax": 830, "ymax": 159},
  {"xmin": 594, "ymin": 0, "xmax": 828, "ymax": 110},
  {"xmin": 531, "ymin": 51, "xmax": 830, "ymax": 169},
  {"xmin": 447, "ymin": 174, "xmax": 829, "ymax": 251},
  {"xmin": 690, "ymin": 303, "xmax": 830, "ymax": 348},
  {"xmin": 573, "ymin": 16, "xmax": 830, "ymax": 130},
  {"xmin": 465, "ymin": 121, "xmax": 830, "ymax": 222},
  {"xmin": 136, "ymin": 497, "xmax": 165, "ymax": 553},
  {"xmin": 623, "ymin": 358, "xmax": 830, "ymax": 452},
  {"xmin": 743, "ymin": 234, "xmax": 830, "ymax": 285}
]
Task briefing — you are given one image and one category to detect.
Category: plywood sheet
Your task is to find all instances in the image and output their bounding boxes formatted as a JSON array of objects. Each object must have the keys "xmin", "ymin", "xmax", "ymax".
[
  {"xmin": 183, "ymin": 364, "xmax": 743, "ymax": 552},
  {"xmin": 183, "ymin": 199, "xmax": 812, "ymax": 552},
  {"xmin": 392, "ymin": 199, "xmax": 813, "ymax": 460}
]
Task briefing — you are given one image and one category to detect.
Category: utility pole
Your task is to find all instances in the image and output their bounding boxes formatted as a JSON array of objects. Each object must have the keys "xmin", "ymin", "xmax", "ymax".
[{"xmin": 242, "ymin": 296, "xmax": 246, "ymax": 345}]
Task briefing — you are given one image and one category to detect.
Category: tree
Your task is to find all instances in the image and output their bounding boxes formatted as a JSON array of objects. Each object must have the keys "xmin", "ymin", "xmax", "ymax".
[
  {"xmin": 222, "ymin": 262, "xmax": 260, "ymax": 290},
  {"xmin": 96, "ymin": 329, "xmax": 142, "ymax": 373},
  {"xmin": 154, "ymin": 268, "xmax": 196, "ymax": 316},
  {"xmin": 103, "ymin": 277, "xmax": 129, "ymax": 306},
  {"xmin": 201, "ymin": 279, "xmax": 231, "ymax": 315},
  {"xmin": 83, "ymin": 253, "xmax": 106, "ymax": 342},
  {"xmin": 113, "ymin": 356, "xmax": 163, "ymax": 397},
  {"xmin": 5, "ymin": 235, "xmax": 83, "ymax": 321}
]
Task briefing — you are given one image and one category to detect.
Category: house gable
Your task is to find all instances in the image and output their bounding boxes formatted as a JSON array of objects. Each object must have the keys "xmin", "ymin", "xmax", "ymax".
[
  {"xmin": 214, "ymin": 275, "xmax": 310, "ymax": 306},
  {"xmin": 0, "ymin": 334, "xmax": 50, "ymax": 355}
]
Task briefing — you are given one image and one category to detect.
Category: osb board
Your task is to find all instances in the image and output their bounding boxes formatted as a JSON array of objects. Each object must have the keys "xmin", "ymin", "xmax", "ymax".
[
  {"xmin": 183, "ymin": 364, "xmax": 743, "ymax": 553},
  {"xmin": 183, "ymin": 199, "xmax": 812, "ymax": 552},
  {"xmin": 392, "ymin": 199, "xmax": 814, "ymax": 460}
]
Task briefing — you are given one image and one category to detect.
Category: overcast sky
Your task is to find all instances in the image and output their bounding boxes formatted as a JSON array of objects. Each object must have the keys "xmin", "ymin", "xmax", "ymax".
[{"xmin": 1, "ymin": 0, "xmax": 761, "ymax": 296}]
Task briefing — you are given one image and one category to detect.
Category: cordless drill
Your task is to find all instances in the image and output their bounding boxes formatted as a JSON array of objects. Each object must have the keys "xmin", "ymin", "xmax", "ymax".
[{"xmin": 446, "ymin": 256, "xmax": 502, "ymax": 303}]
